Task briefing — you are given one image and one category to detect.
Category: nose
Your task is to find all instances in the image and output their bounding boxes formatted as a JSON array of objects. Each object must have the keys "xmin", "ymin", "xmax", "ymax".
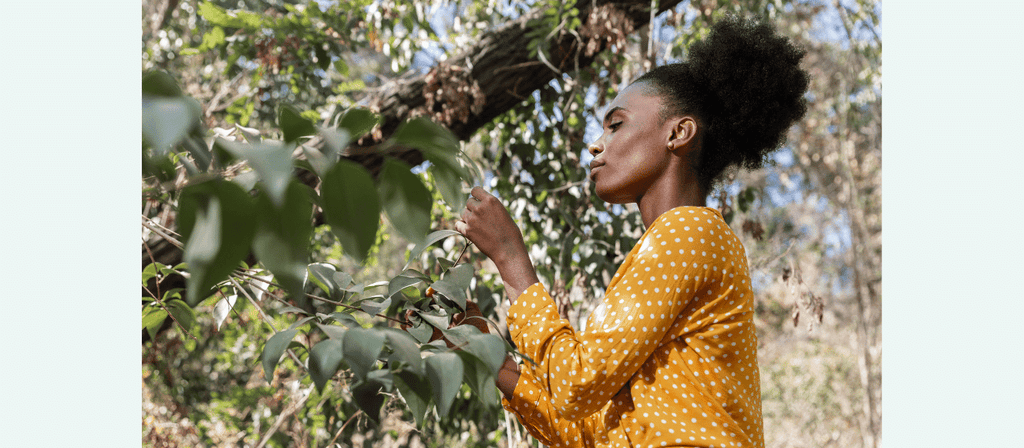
[{"xmin": 588, "ymin": 143, "xmax": 603, "ymax": 156}]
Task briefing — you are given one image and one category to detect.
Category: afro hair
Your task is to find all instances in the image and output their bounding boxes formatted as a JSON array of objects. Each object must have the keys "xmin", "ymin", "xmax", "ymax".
[{"xmin": 634, "ymin": 15, "xmax": 810, "ymax": 192}]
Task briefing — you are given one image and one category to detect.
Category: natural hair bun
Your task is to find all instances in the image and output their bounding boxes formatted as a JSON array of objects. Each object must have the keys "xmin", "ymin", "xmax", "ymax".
[{"xmin": 636, "ymin": 15, "xmax": 810, "ymax": 191}]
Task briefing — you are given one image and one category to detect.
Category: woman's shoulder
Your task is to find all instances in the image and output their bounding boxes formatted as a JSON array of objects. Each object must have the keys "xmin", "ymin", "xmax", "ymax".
[{"xmin": 636, "ymin": 206, "xmax": 744, "ymax": 264}]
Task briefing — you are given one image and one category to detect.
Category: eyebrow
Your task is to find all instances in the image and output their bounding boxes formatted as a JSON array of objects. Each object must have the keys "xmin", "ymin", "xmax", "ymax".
[{"xmin": 602, "ymin": 106, "xmax": 626, "ymax": 125}]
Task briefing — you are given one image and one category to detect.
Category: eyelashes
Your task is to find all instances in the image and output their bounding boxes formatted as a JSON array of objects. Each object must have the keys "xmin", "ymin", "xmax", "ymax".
[{"xmin": 608, "ymin": 122, "xmax": 623, "ymax": 132}]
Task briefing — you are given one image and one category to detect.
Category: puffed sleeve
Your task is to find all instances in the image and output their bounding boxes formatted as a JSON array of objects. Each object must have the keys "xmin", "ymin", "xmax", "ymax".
[{"xmin": 505, "ymin": 216, "xmax": 715, "ymax": 423}]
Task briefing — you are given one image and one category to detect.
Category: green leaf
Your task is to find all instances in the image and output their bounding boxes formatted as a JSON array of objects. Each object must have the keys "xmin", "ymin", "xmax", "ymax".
[
  {"xmin": 351, "ymin": 377, "xmax": 387, "ymax": 423},
  {"xmin": 383, "ymin": 328, "xmax": 424, "ymax": 375},
  {"xmin": 197, "ymin": 1, "xmax": 243, "ymax": 28},
  {"xmin": 142, "ymin": 70, "xmax": 182, "ymax": 97},
  {"xmin": 390, "ymin": 118, "xmax": 469, "ymax": 210},
  {"xmin": 183, "ymin": 136, "xmax": 213, "ymax": 172},
  {"xmin": 359, "ymin": 297, "xmax": 392, "ymax": 316},
  {"xmin": 337, "ymin": 108, "xmax": 380, "ymax": 139},
  {"xmin": 342, "ymin": 328, "xmax": 385, "ymax": 381},
  {"xmin": 462, "ymin": 333, "xmax": 507, "ymax": 375},
  {"xmin": 405, "ymin": 316, "xmax": 434, "ymax": 343},
  {"xmin": 317, "ymin": 323, "xmax": 348, "ymax": 341},
  {"xmin": 329, "ymin": 312, "xmax": 361, "ymax": 328},
  {"xmin": 142, "ymin": 95, "xmax": 201, "ymax": 158},
  {"xmin": 320, "ymin": 160, "xmax": 381, "ymax": 262},
  {"xmin": 213, "ymin": 294, "xmax": 238, "ymax": 331},
  {"xmin": 455, "ymin": 351, "xmax": 498, "ymax": 406},
  {"xmin": 388, "ymin": 271, "xmax": 425, "ymax": 299},
  {"xmin": 320, "ymin": 127, "xmax": 350, "ymax": 164},
  {"xmin": 278, "ymin": 104, "xmax": 318, "ymax": 143},
  {"xmin": 177, "ymin": 180, "xmax": 255, "ymax": 307},
  {"xmin": 216, "ymin": 139, "xmax": 294, "ymax": 208},
  {"xmin": 444, "ymin": 263, "xmax": 474, "ymax": 290},
  {"xmin": 394, "ymin": 369, "xmax": 432, "ymax": 427},
  {"xmin": 165, "ymin": 299, "xmax": 196, "ymax": 331},
  {"xmin": 425, "ymin": 352, "xmax": 463, "ymax": 416},
  {"xmin": 308, "ymin": 339, "xmax": 346, "ymax": 392},
  {"xmin": 262, "ymin": 328, "xmax": 299, "ymax": 383},
  {"xmin": 474, "ymin": 284, "xmax": 496, "ymax": 317},
  {"xmin": 287, "ymin": 316, "xmax": 316, "ymax": 330},
  {"xmin": 306, "ymin": 262, "xmax": 337, "ymax": 296},
  {"xmin": 405, "ymin": 230, "xmax": 460, "ymax": 268},
  {"xmin": 142, "ymin": 307, "xmax": 168, "ymax": 340},
  {"xmin": 429, "ymin": 278, "xmax": 467, "ymax": 310},
  {"xmin": 416, "ymin": 310, "xmax": 450, "ymax": 331},
  {"xmin": 378, "ymin": 159, "xmax": 432, "ymax": 244},
  {"xmin": 252, "ymin": 182, "xmax": 313, "ymax": 305}
]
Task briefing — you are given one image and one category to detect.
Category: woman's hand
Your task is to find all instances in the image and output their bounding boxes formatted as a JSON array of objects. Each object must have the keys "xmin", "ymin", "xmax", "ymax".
[
  {"xmin": 454, "ymin": 187, "xmax": 539, "ymax": 300},
  {"xmin": 455, "ymin": 187, "xmax": 527, "ymax": 266}
]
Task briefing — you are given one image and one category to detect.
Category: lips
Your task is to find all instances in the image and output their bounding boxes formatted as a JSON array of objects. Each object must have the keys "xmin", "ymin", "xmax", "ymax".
[{"xmin": 589, "ymin": 159, "xmax": 606, "ymax": 181}]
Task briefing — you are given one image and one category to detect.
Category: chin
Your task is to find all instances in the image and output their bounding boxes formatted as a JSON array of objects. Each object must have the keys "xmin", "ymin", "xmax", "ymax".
[{"xmin": 594, "ymin": 184, "xmax": 632, "ymax": 204}]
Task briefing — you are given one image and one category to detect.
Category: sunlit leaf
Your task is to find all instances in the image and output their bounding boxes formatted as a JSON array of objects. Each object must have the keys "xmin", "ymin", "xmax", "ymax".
[
  {"xmin": 142, "ymin": 307, "xmax": 168, "ymax": 340},
  {"xmin": 337, "ymin": 108, "xmax": 380, "ymax": 139},
  {"xmin": 320, "ymin": 160, "xmax": 380, "ymax": 262},
  {"xmin": 429, "ymin": 278, "xmax": 467, "ymax": 310},
  {"xmin": 405, "ymin": 230, "xmax": 460, "ymax": 269},
  {"xmin": 388, "ymin": 272, "xmax": 425, "ymax": 299},
  {"xmin": 309, "ymin": 339, "xmax": 345, "ymax": 392},
  {"xmin": 165, "ymin": 299, "xmax": 196, "ymax": 331},
  {"xmin": 212, "ymin": 294, "xmax": 237, "ymax": 331},
  {"xmin": 262, "ymin": 328, "xmax": 299, "ymax": 383},
  {"xmin": 216, "ymin": 139, "xmax": 294, "ymax": 208},
  {"xmin": 306, "ymin": 262, "xmax": 337, "ymax": 296},
  {"xmin": 378, "ymin": 158, "xmax": 432, "ymax": 244},
  {"xmin": 278, "ymin": 104, "xmax": 318, "ymax": 143},
  {"xmin": 425, "ymin": 352, "xmax": 463, "ymax": 416}
]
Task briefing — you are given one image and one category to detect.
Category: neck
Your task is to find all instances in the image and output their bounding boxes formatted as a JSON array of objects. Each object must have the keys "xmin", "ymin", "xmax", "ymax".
[{"xmin": 636, "ymin": 171, "xmax": 705, "ymax": 229}]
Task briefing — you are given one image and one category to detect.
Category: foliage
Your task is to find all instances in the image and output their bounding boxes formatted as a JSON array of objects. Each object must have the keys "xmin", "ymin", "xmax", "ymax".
[{"xmin": 143, "ymin": 1, "xmax": 881, "ymax": 447}]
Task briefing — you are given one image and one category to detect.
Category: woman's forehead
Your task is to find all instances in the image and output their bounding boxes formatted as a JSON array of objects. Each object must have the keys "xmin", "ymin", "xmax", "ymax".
[{"xmin": 596, "ymin": 82, "xmax": 664, "ymax": 120}]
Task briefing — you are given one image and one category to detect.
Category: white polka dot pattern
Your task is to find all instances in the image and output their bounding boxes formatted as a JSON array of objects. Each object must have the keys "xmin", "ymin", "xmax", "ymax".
[{"xmin": 501, "ymin": 207, "xmax": 764, "ymax": 448}]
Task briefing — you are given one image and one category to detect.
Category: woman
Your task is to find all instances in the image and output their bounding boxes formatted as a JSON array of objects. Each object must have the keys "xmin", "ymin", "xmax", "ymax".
[{"xmin": 454, "ymin": 16, "xmax": 809, "ymax": 448}]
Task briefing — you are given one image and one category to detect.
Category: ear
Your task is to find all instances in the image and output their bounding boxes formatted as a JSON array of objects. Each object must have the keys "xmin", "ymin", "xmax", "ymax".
[{"xmin": 666, "ymin": 117, "xmax": 698, "ymax": 152}]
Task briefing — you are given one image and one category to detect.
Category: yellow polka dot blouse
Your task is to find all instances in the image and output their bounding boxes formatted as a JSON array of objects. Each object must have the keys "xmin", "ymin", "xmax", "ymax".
[{"xmin": 501, "ymin": 207, "xmax": 764, "ymax": 448}]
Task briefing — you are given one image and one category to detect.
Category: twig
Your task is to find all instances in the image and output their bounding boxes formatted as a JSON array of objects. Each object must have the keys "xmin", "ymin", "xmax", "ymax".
[
  {"xmin": 142, "ymin": 215, "xmax": 183, "ymax": 248},
  {"xmin": 230, "ymin": 277, "xmax": 307, "ymax": 372},
  {"xmin": 142, "ymin": 282, "xmax": 197, "ymax": 342},
  {"xmin": 541, "ymin": 180, "xmax": 587, "ymax": 194},
  {"xmin": 326, "ymin": 410, "xmax": 363, "ymax": 448},
  {"xmin": 143, "ymin": 238, "xmax": 197, "ymax": 341},
  {"xmin": 254, "ymin": 384, "xmax": 316, "ymax": 448},
  {"xmin": 233, "ymin": 270, "xmax": 411, "ymax": 326}
]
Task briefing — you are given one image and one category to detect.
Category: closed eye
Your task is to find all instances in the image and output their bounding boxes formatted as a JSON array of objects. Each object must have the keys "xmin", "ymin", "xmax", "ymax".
[{"xmin": 609, "ymin": 122, "xmax": 623, "ymax": 131}]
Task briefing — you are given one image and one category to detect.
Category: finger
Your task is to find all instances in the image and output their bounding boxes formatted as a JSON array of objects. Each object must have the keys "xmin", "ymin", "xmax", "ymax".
[
  {"xmin": 470, "ymin": 186, "xmax": 489, "ymax": 200},
  {"xmin": 454, "ymin": 219, "xmax": 468, "ymax": 235}
]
